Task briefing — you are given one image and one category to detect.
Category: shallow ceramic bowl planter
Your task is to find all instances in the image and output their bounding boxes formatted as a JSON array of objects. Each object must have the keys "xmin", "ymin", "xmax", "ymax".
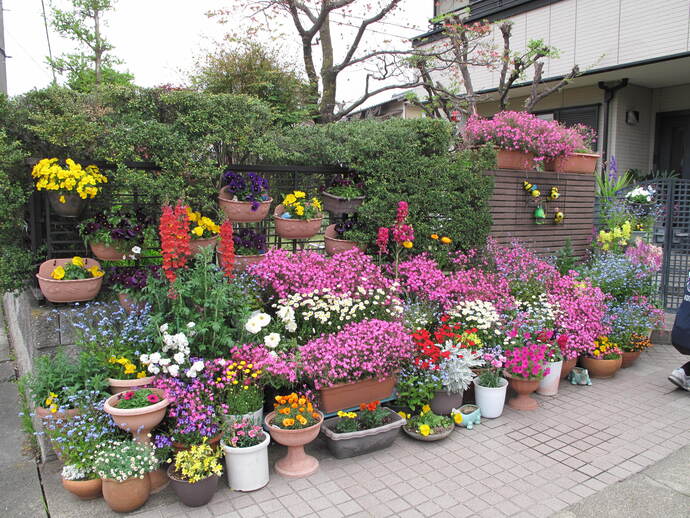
[
  {"xmin": 430, "ymin": 388, "xmax": 463, "ymax": 415},
  {"xmin": 473, "ymin": 377, "xmax": 507, "ymax": 419},
  {"xmin": 560, "ymin": 357, "xmax": 578, "ymax": 379},
  {"xmin": 580, "ymin": 356, "xmax": 622, "ymax": 379},
  {"xmin": 495, "ymin": 150, "xmax": 535, "ymax": 171},
  {"xmin": 36, "ymin": 258, "xmax": 103, "ymax": 303},
  {"xmin": 107, "ymin": 376, "xmax": 155, "ymax": 395},
  {"xmin": 221, "ymin": 433, "xmax": 270, "ymax": 491},
  {"xmin": 324, "ymin": 224, "xmax": 360, "ymax": 256},
  {"xmin": 101, "ymin": 475, "xmax": 151, "ymax": 513},
  {"xmin": 453, "ymin": 404, "xmax": 481, "ymax": 429},
  {"xmin": 234, "ymin": 253, "xmax": 265, "ymax": 272},
  {"xmin": 47, "ymin": 191, "xmax": 86, "ymax": 218},
  {"xmin": 218, "ymin": 188, "xmax": 272, "ymax": 223},
  {"xmin": 62, "ymin": 477, "xmax": 102, "ymax": 500},
  {"xmin": 265, "ymin": 411, "xmax": 323, "ymax": 478},
  {"xmin": 188, "ymin": 236, "xmax": 219, "ymax": 255},
  {"xmin": 273, "ymin": 204, "xmax": 323, "ymax": 240},
  {"xmin": 546, "ymin": 152, "xmax": 599, "ymax": 174},
  {"xmin": 117, "ymin": 292, "xmax": 146, "ymax": 314},
  {"xmin": 321, "ymin": 407, "xmax": 405, "ymax": 459},
  {"xmin": 318, "ymin": 374, "xmax": 398, "ymax": 414},
  {"xmin": 89, "ymin": 242, "xmax": 127, "ymax": 261},
  {"xmin": 537, "ymin": 360, "xmax": 563, "ymax": 396},
  {"xmin": 104, "ymin": 388, "xmax": 169, "ymax": 444},
  {"xmin": 321, "ymin": 191, "xmax": 365, "ymax": 217},
  {"xmin": 621, "ymin": 351, "xmax": 641, "ymax": 368},
  {"xmin": 506, "ymin": 374, "xmax": 540, "ymax": 411},
  {"xmin": 168, "ymin": 466, "xmax": 220, "ymax": 507},
  {"xmin": 403, "ymin": 422, "xmax": 454, "ymax": 442}
]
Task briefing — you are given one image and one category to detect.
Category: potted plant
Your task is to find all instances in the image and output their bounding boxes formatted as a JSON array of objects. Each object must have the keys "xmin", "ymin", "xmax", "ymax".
[
  {"xmin": 321, "ymin": 400, "xmax": 406, "ymax": 458},
  {"xmin": 233, "ymin": 227, "xmax": 267, "ymax": 272},
  {"xmin": 94, "ymin": 439, "xmax": 158, "ymax": 513},
  {"xmin": 537, "ymin": 334, "xmax": 564, "ymax": 396},
  {"xmin": 168, "ymin": 439, "xmax": 223, "ymax": 507},
  {"xmin": 473, "ymin": 350, "xmax": 508, "ymax": 419},
  {"xmin": 465, "ymin": 112, "xmax": 539, "ymax": 171},
  {"xmin": 394, "ymin": 366, "xmax": 442, "ymax": 415},
  {"xmin": 104, "ymin": 355, "xmax": 153, "ymax": 394},
  {"xmin": 324, "ymin": 218, "xmax": 360, "ymax": 256},
  {"xmin": 264, "ymin": 393, "xmax": 323, "ymax": 478},
  {"xmin": 104, "ymin": 388, "xmax": 170, "ymax": 444},
  {"xmin": 31, "ymin": 158, "xmax": 108, "ymax": 217},
  {"xmin": 429, "ymin": 340, "xmax": 482, "ymax": 415},
  {"xmin": 186, "ymin": 207, "xmax": 221, "ymax": 254},
  {"xmin": 36, "ymin": 256, "xmax": 105, "ymax": 303},
  {"xmin": 544, "ymin": 124, "xmax": 600, "ymax": 174},
  {"xmin": 220, "ymin": 420, "xmax": 270, "ymax": 491},
  {"xmin": 581, "ymin": 336, "xmax": 623, "ymax": 378},
  {"xmin": 503, "ymin": 336, "xmax": 550, "ymax": 410},
  {"xmin": 402, "ymin": 407, "xmax": 454, "ymax": 442},
  {"xmin": 208, "ymin": 359, "xmax": 264, "ymax": 426},
  {"xmin": 107, "ymin": 265, "xmax": 160, "ymax": 313},
  {"xmin": 61, "ymin": 465, "xmax": 103, "ymax": 500},
  {"xmin": 321, "ymin": 175, "xmax": 365, "ymax": 216},
  {"xmin": 150, "ymin": 433, "xmax": 174, "ymax": 493},
  {"xmin": 621, "ymin": 332, "xmax": 653, "ymax": 368},
  {"xmin": 625, "ymin": 186, "xmax": 659, "ymax": 238},
  {"xmin": 219, "ymin": 170, "xmax": 272, "ymax": 222},
  {"xmin": 300, "ymin": 319, "xmax": 414, "ymax": 413},
  {"xmin": 79, "ymin": 207, "xmax": 154, "ymax": 261},
  {"xmin": 274, "ymin": 190, "xmax": 324, "ymax": 240}
]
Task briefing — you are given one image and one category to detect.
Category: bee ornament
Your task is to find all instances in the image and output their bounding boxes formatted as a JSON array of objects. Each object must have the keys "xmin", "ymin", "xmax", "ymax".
[
  {"xmin": 553, "ymin": 209, "xmax": 565, "ymax": 224},
  {"xmin": 549, "ymin": 187, "xmax": 560, "ymax": 200}
]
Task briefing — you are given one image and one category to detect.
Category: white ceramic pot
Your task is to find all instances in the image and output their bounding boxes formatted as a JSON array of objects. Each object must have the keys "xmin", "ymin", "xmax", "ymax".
[
  {"xmin": 473, "ymin": 377, "xmax": 508, "ymax": 419},
  {"xmin": 222, "ymin": 408, "xmax": 263, "ymax": 427},
  {"xmin": 221, "ymin": 433, "xmax": 270, "ymax": 491},
  {"xmin": 537, "ymin": 360, "xmax": 563, "ymax": 396}
]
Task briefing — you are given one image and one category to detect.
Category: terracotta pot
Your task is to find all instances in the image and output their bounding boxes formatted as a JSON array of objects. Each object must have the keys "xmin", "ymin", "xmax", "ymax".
[
  {"xmin": 172, "ymin": 432, "xmax": 223, "ymax": 452},
  {"xmin": 621, "ymin": 350, "xmax": 641, "ymax": 368},
  {"xmin": 545, "ymin": 152, "xmax": 599, "ymax": 174},
  {"xmin": 495, "ymin": 150, "xmax": 535, "ymax": 171},
  {"xmin": 506, "ymin": 375, "xmax": 540, "ymax": 411},
  {"xmin": 321, "ymin": 192, "xmax": 365, "ymax": 216},
  {"xmin": 36, "ymin": 258, "xmax": 103, "ymax": 303},
  {"xmin": 324, "ymin": 224, "xmax": 359, "ymax": 256},
  {"xmin": 318, "ymin": 374, "xmax": 398, "ymax": 414},
  {"xmin": 429, "ymin": 389, "xmax": 464, "ymax": 415},
  {"xmin": 560, "ymin": 357, "xmax": 578, "ymax": 379},
  {"xmin": 107, "ymin": 376, "xmax": 155, "ymax": 395},
  {"xmin": 218, "ymin": 189, "xmax": 272, "ymax": 222},
  {"xmin": 101, "ymin": 475, "xmax": 151, "ymax": 513},
  {"xmin": 89, "ymin": 242, "xmax": 127, "ymax": 261},
  {"xmin": 168, "ymin": 466, "xmax": 219, "ymax": 507},
  {"xmin": 273, "ymin": 204, "xmax": 323, "ymax": 240},
  {"xmin": 61, "ymin": 477, "xmax": 102, "ymax": 500},
  {"xmin": 35, "ymin": 406, "xmax": 80, "ymax": 421},
  {"xmin": 189, "ymin": 236, "xmax": 218, "ymax": 255},
  {"xmin": 104, "ymin": 388, "xmax": 169, "ymax": 444},
  {"xmin": 117, "ymin": 292, "xmax": 146, "ymax": 314},
  {"xmin": 233, "ymin": 253, "xmax": 265, "ymax": 273},
  {"xmin": 148, "ymin": 467, "xmax": 169, "ymax": 494},
  {"xmin": 581, "ymin": 356, "xmax": 622, "ymax": 378},
  {"xmin": 265, "ymin": 411, "xmax": 323, "ymax": 478},
  {"xmin": 47, "ymin": 191, "xmax": 86, "ymax": 217}
]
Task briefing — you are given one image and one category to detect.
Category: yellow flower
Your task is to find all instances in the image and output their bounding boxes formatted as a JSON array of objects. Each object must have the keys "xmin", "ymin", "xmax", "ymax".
[
  {"xmin": 421, "ymin": 404, "xmax": 431, "ymax": 414},
  {"xmin": 87, "ymin": 266, "xmax": 104, "ymax": 278},
  {"xmin": 311, "ymin": 198, "xmax": 322, "ymax": 211},
  {"xmin": 430, "ymin": 234, "xmax": 439, "ymax": 240},
  {"xmin": 440, "ymin": 236, "xmax": 452, "ymax": 244},
  {"xmin": 71, "ymin": 256, "xmax": 84, "ymax": 267},
  {"xmin": 136, "ymin": 371, "xmax": 147, "ymax": 379},
  {"xmin": 284, "ymin": 193, "xmax": 297, "ymax": 205},
  {"xmin": 402, "ymin": 240, "xmax": 413, "ymax": 249},
  {"xmin": 294, "ymin": 204, "xmax": 305, "ymax": 216},
  {"xmin": 192, "ymin": 226, "xmax": 204, "ymax": 237},
  {"xmin": 418, "ymin": 424, "xmax": 431, "ymax": 436},
  {"xmin": 398, "ymin": 411, "xmax": 410, "ymax": 419},
  {"xmin": 51, "ymin": 266, "xmax": 65, "ymax": 280},
  {"xmin": 294, "ymin": 191, "xmax": 306, "ymax": 199},
  {"xmin": 58, "ymin": 195, "xmax": 66, "ymax": 203},
  {"xmin": 593, "ymin": 350, "xmax": 600, "ymax": 356},
  {"xmin": 453, "ymin": 413, "xmax": 463, "ymax": 425}
]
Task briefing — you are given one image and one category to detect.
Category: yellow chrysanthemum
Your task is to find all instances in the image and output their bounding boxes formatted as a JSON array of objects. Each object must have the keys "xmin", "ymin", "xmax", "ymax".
[
  {"xmin": 294, "ymin": 191, "xmax": 306, "ymax": 199},
  {"xmin": 71, "ymin": 256, "xmax": 84, "ymax": 267},
  {"xmin": 418, "ymin": 424, "xmax": 431, "ymax": 436},
  {"xmin": 51, "ymin": 266, "xmax": 65, "ymax": 280}
]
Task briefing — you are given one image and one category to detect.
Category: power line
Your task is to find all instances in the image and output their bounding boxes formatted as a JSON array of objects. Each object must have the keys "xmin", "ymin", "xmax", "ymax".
[{"xmin": 40, "ymin": 0, "xmax": 57, "ymax": 83}]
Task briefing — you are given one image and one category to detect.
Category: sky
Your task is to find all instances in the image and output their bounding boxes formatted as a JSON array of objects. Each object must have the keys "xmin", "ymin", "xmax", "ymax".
[{"xmin": 3, "ymin": 1, "xmax": 433, "ymax": 109}]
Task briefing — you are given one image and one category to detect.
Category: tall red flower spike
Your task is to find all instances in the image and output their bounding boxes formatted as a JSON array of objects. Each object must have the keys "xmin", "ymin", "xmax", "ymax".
[
  {"xmin": 218, "ymin": 220, "xmax": 235, "ymax": 280},
  {"xmin": 159, "ymin": 202, "xmax": 191, "ymax": 284}
]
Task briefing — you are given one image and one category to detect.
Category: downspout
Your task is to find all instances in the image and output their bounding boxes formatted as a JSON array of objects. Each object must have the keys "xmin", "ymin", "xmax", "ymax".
[{"xmin": 598, "ymin": 78, "xmax": 629, "ymax": 168}]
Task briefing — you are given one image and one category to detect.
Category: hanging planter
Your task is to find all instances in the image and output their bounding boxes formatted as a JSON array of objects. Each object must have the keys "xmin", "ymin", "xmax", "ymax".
[
  {"xmin": 324, "ymin": 224, "xmax": 359, "ymax": 256},
  {"xmin": 496, "ymin": 150, "xmax": 535, "ymax": 171},
  {"xmin": 321, "ymin": 191, "xmax": 365, "ymax": 216},
  {"xmin": 274, "ymin": 204, "xmax": 323, "ymax": 240},
  {"xmin": 47, "ymin": 191, "xmax": 87, "ymax": 217},
  {"xmin": 36, "ymin": 258, "xmax": 104, "ymax": 303},
  {"xmin": 89, "ymin": 242, "xmax": 127, "ymax": 261}
]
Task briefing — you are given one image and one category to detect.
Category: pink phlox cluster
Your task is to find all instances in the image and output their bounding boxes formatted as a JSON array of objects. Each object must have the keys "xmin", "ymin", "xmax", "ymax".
[
  {"xmin": 227, "ymin": 343, "xmax": 298, "ymax": 384},
  {"xmin": 487, "ymin": 238, "xmax": 559, "ymax": 284},
  {"xmin": 625, "ymin": 240, "xmax": 663, "ymax": 273},
  {"xmin": 503, "ymin": 341, "xmax": 550, "ymax": 379}
]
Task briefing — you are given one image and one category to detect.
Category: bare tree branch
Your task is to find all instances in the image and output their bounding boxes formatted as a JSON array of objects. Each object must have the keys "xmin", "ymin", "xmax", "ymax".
[{"xmin": 524, "ymin": 63, "xmax": 580, "ymax": 111}]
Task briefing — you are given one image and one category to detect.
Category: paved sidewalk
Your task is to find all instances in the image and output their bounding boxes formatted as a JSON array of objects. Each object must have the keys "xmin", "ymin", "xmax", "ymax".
[{"xmin": 32, "ymin": 343, "xmax": 689, "ymax": 518}]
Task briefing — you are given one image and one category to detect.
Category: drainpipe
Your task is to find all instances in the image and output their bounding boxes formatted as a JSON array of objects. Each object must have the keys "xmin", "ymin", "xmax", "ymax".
[{"xmin": 598, "ymin": 79, "xmax": 628, "ymax": 168}]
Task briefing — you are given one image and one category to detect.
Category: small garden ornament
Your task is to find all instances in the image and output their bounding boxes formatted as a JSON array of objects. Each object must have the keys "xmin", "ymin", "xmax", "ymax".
[{"xmin": 568, "ymin": 367, "xmax": 592, "ymax": 385}]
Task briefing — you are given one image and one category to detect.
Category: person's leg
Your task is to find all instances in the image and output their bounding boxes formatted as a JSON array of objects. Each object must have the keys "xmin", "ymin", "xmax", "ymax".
[{"xmin": 669, "ymin": 361, "xmax": 690, "ymax": 391}]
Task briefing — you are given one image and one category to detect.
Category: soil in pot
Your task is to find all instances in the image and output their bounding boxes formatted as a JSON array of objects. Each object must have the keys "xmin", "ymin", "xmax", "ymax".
[
  {"xmin": 62, "ymin": 477, "xmax": 102, "ymax": 500},
  {"xmin": 102, "ymin": 476, "xmax": 151, "ymax": 513},
  {"xmin": 168, "ymin": 466, "xmax": 220, "ymax": 507}
]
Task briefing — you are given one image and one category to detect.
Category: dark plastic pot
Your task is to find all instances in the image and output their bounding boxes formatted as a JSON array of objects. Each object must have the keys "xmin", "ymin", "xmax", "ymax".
[
  {"xmin": 168, "ymin": 466, "xmax": 219, "ymax": 507},
  {"xmin": 430, "ymin": 389, "xmax": 463, "ymax": 415},
  {"xmin": 321, "ymin": 408, "xmax": 405, "ymax": 459},
  {"xmin": 47, "ymin": 191, "xmax": 87, "ymax": 217}
]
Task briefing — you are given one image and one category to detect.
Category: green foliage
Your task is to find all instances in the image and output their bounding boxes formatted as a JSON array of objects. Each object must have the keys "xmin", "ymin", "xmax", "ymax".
[
  {"xmin": 395, "ymin": 368, "xmax": 441, "ymax": 412},
  {"xmin": 555, "ymin": 238, "xmax": 577, "ymax": 275},
  {"xmin": 114, "ymin": 389, "xmax": 159, "ymax": 409},
  {"xmin": 596, "ymin": 169, "xmax": 633, "ymax": 197}
]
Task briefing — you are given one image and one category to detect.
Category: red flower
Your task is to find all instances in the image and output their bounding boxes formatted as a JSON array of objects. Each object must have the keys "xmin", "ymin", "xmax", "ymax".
[
  {"xmin": 218, "ymin": 221, "xmax": 235, "ymax": 280},
  {"xmin": 159, "ymin": 203, "xmax": 191, "ymax": 285},
  {"xmin": 146, "ymin": 394, "xmax": 160, "ymax": 404},
  {"xmin": 122, "ymin": 391, "xmax": 134, "ymax": 400}
]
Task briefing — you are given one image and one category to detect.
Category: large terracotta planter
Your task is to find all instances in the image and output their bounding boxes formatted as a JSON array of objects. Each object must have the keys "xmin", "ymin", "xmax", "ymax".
[
  {"xmin": 265, "ymin": 411, "xmax": 323, "ymax": 478},
  {"xmin": 35, "ymin": 405, "xmax": 80, "ymax": 421},
  {"xmin": 621, "ymin": 350, "xmax": 641, "ymax": 368},
  {"xmin": 324, "ymin": 224, "xmax": 359, "ymax": 256},
  {"xmin": 318, "ymin": 374, "xmax": 398, "ymax": 414},
  {"xmin": 61, "ymin": 477, "xmax": 102, "ymax": 500},
  {"xmin": 546, "ymin": 152, "xmax": 599, "ymax": 174},
  {"xmin": 107, "ymin": 376, "xmax": 155, "ymax": 395},
  {"xmin": 321, "ymin": 407, "xmax": 405, "ymax": 459},
  {"xmin": 506, "ymin": 375, "xmax": 540, "ymax": 410},
  {"xmin": 221, "ymin": 433, "xmax": 270, "ymax": 491},
  {"xmin": 496, "ymin": 150, "xmax": 535, "ymax": 171},
  {"xmin": 537, "ymin": 360, "xmax": 562, "ymax": 396},
  {"xmin": 234, "ymin": 253, "xmax": 265, "ymax": 273},
  {"xmin": 429, "ymin": 389, "xmax": 464, "ymax": 415},
  {"xmin": 168, "ymin": 467, "xmax": 219, "ymax": 507},
  {"xmin": 101, "ymin": 475, "xmax": 151, "ymax": 513},
  {"xmin": 321, "ymin": 192, "xmax": 365, "ymax": 216},
  {"xmin": 148, "ymin": 467, "xmax": 169, "ymax": 494},
  {"xmin": 89, "ymin": 242, "xmax": 126, "ymax": 261},
  {"xmin": 47, "ymin": 191, "xmax": 86, "ymax": 218},
  {"xmin": 273, "ymin": 204, "xmax": 323, "ymax": 240},
  {"xmin": 117, "ymin": 292, "xmax": 146, "ymax": 314},
  {"xmin": 104, "ymin": 388, "xmax": 169, "ymax": 444},
  {"xmin": 581, "ymin": 356, "xmax": 622, "ymax": 378},
  {"xmin": 560, "ymin": 357, "xmax": 578, "ymax": 379},
  {"xmin": 36, "ymin": 258, "xmax": 103, "ymax": 303},
  {"xmin": 189, "ymin": 236, "xmax": 218, "ymax": 255},
  {"xmin": 218, "ymin": 188, "xmax": 272, "ymax": 222}
]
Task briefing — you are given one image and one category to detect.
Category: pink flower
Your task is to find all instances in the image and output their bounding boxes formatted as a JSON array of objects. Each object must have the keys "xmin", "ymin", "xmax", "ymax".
[{"xmin": 377, "ymin": 227, "xmax": 390, "ymax": 254}]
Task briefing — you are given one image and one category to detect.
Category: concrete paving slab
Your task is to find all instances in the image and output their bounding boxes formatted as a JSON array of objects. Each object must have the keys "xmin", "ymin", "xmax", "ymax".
[{"xmin": 641, "ymin": 444, "xmax": 690, "ymax": 496}]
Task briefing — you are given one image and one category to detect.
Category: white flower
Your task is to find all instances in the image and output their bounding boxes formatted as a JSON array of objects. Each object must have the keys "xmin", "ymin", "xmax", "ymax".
[
  {"xmin": 149, "ymin": 352, "xmax": 161, "ymax": 364},
  {"xmin": 245, "ymin": 320, "xmax": 261, "ymax": 334},
  {"xmin": 173, "ymin": 352, "xmax": 186, "ymax": 364},
  {"xmin": 286, "ymin": 321, "xmax": 297, "ymax": 333},
  {"xmin": 186, "ymin": 322, "xmax": 196, "ymax": 329},
  {"xmin": 159, "ymin": 323, "xmax": 169, "ymax": 333},
  {"xmin": 159, "ymin": 358, "xmax": 171, "ymax": 366},
  {"xmin": 264, "ymin": 333, "xmax": 281, "ymax": 349},
  {"xmin": 191, "ymin": 360, "xmax": 205, "ymax": 372},
  {"xmin": 187, "ymin": 369, "xmax": 197, "ymax": 379},
  {"xmin": 131, "ymin": 246, "xmax": 142, "ymax": 255},
  {"xmin": 255, "ymin": 312, "xmax": 271, "ymax": 328},
  {"xmin": 148, "ymin": 365, "xmax": 160, "ymax": 375},
  {"xmin": 167, "ymin": 364, "xmax": 180, "ymax": 377},
  {"xmin": 139, "ymin": 354, "xmax": 150, "ymax": 364}
]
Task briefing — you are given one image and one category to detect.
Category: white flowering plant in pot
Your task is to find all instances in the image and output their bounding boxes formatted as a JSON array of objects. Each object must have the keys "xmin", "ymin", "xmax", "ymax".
[
  {"xmin": 140, "ymin": 322, "xmax": 204, "ymax": 379},
  {"xmin": 93, "ymin": 439, "xmax": 159, "ymax": 482}
]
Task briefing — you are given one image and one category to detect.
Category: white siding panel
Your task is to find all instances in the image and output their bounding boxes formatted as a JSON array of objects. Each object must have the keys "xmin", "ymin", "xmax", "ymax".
[
  {"xmin": 524, "ymin": 8, "xmax": 552, "ymax": 75},
  {"xmin": 548, "ymin": 0, "xmax": 577, "ymax": 77},
  {"xmin": 655, "ymin": 84, "xmax": 690, "ymax": 112},
  {"xmin": 619, "ymin": 0, "xmax": 689, "ymax": 63},
  {"xmin": 609, "ymin": 86, "xmax": 653, "ymax": 173},
  {"xmin": 574, "ymin": 0, "xmax": 620, "ymax": 68}
]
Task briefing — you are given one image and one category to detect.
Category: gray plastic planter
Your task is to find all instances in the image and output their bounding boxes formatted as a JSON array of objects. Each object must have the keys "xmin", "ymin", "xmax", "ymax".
[{"xmin": 321, "ymin": 408, "xmax": 406, "ymax": 459}]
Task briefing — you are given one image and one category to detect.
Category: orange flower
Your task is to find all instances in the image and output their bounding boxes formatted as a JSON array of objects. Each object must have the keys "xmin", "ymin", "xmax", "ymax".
[
  {"xmin": 312, "ymin": 412, "xmax": 321, "ymax": 420},
  {"xmin": 296, "ymin": 415, "xmax": 307, "ymax": 425},
  {"xmin": 291, "ymin": 403, "xmax": 298, "ymax": 408},
  {"xmin": 283, "ymin": 418, "xmax": 295, "ymax": 427}
]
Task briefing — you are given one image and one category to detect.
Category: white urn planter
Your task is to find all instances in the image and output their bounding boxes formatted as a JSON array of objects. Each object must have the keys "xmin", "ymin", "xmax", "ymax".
[
  {"xmin": 221, "ymin": 433, "xmax": 270, "ymax": 491},
  {"xmin": 473, "ymin": 377, "xmax": 508, "ymax": 419},
  {"xmin": 537, "ymin": 360, "xmax": 563, "ymax": 396}
]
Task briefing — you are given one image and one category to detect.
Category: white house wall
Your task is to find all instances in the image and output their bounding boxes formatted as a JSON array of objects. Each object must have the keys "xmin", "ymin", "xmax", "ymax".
[{"xmin": 609, "ymin": 85, "xmax": 653, "ymax": 174}]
